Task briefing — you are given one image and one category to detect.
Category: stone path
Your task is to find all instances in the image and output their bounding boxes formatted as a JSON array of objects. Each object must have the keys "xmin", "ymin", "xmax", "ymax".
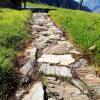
[{"xmin": 14, "ymin": 13, "xmax": 100, "ymax": 100}]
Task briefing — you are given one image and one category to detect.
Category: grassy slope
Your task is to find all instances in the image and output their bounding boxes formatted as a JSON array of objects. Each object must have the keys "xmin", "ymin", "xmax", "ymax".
[
  {"xmin": 49, "ymin": 9, "xmax": 100, "ymax": 65},
  {"xmin": 27, "ymin": 2, "xmax": 100, "ymax": 65},
  {"xmin": 0, "ymin": 8, "xmax": 31, "ymax": 99}
]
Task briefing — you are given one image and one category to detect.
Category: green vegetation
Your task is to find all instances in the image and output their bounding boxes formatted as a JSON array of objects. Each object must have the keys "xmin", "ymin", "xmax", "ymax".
[
  {"xmin": 0, "ymin": 2, "xmax": 100, "ymax": 99},
  {"xmin": 0, "ymin": 8, "xmax": 31, "ymax": 99},
  {"xmin": 28, "ymin": 2, "xmax": 100, "ymax": 65},
  {"xmin": 49, "ymin": 9, "xmax": 100, "ymax": 65}
]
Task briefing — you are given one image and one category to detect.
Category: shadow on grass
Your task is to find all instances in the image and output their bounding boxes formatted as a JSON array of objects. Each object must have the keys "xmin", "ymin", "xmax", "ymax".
[
  {"xmin": 22, "ymin": 6, "xmax": 57, "ymax": 13},
  {"xmin": 0, "ymin": 6, "xmax": 57, "ymax": 13}
]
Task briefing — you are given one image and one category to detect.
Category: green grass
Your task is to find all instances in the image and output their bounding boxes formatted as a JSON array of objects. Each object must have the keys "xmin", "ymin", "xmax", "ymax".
[
  {"xmin": 0, "ymin": 8, "xmax": 31, "ymax": 99},
  {"xmin": 27, "ymin": 2, "xmax": 100, "ymax": 65},
  {"xmin": 49, "ymin": 9, "xmax": 100, "ymax": 65}
]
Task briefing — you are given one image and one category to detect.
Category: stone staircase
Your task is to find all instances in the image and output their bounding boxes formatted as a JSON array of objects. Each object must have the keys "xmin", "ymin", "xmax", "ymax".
[{"xmin": 14, "ymin": 13, "xmax": 100, "ymax": 100}]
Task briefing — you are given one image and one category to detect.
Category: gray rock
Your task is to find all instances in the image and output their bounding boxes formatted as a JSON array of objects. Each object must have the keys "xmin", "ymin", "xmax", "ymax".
[
  {"xmin": 71, "ymin": 59, "xmax": 88, "ymax": 68},
  {"xmin": 22, "ymin": 82, "xmax": 44, "ymax": 100},
  {"xmin": 71, "ymin": 79, "xmax": 88, "ymax": 94},
  {"xmin": 48, "ymin": 98, "xmax": 56, "ymax": 100},
  {"xmin": 39, "ymin": 64, "xmax": 72, "ymax": 78},
  {"xmin": 49, "ymin": 26, "xmax": 63, "ymax": 34},
  {"xmin": 57, "ymin": 41, "xmax": 73, "ymax": 49},
  {"xmin": 19, "ymin": 48, "xmax": 37, "ymax": 85},
  {"xmin": 32, "ymin": 25, "xmax": 48, "ymax": 32},
  {"xmin": 39, "ymin": 30, "xmax": 53, "ymax": 36},
  {"xmin": 47, "ymin": 34, "xmax": 60, "ymax": 40},
  {"xmin": 43, "ymin": 41, "xmax": 74, "ymax": 54},
  {"xmin": 20, "ymin": 60, "xmax": 35, "ymax": 76},
  {"xmin": 24, "ymin": 47, "xmax": 37, "ymax": 61},
  {"xmin": 69, "ymin": 49, "xmax": 81, "ymax": 55},
  {"xmin": 34, "ymin": 18, "xmax": 47, "ymax": 25},
  {"xmin": 16, "ymin": 88, "xmax": 25, "ymax": 99},
  {"xmin": 33, "ymin": 36, "xmax": 50, "ymax": 49},
  {"xmin": 20, "ymin": 48, "xmax": 37, "ymax": 77},
  {"xmin": 47, "ymin": 80, "xmax": 89, "ymax": 100},
  {"xmin": 38, "ymin": 54, "xmax": 75, "ymax": 66},
  {"xmin": 37, "ymin": 31, "xmax": 61, "ymax": 40},
  {"xmin": 20, "ymin": 76, "xmax": 31, "ymax": 85}
]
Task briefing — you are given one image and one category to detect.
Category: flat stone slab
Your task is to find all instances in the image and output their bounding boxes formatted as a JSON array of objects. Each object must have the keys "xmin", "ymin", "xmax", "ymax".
[
  {"xmin": 22, "ymin": 82, "xmax": 44, "ymax": 100},
  {"xmin": 39, "ymin": 64, "xmax": 72, "ymax": 78},
  {"xmin": 38, "ymin": 54, "xmax": 75, "ymax": 66},
  {"xmin": 43, "ymin": 41, "xmax": 74, "ymax": 54}
]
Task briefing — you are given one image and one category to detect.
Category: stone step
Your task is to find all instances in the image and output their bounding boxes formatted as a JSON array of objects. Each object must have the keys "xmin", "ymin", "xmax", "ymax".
[
  {"xmin": 16, "ymin": 12, "xmax": 99, "ymax": 100},
  {"xmin": 38, "ymin": 54, "xmax": 75, "ymax": 66},
  {"xmin": 43, "ymin": 41, "xmax": 74, "ymax": 55},
  {"xmin": 39, "ymin": 64, "xmax": 72, "ymax": 78}
]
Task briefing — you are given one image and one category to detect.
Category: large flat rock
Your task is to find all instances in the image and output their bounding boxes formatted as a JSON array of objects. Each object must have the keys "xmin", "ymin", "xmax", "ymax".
[
  {"xmin": 22, "ymin": 82, "xmax": 44, "ymax": 100},
  {"xmin": 39, "ymin": 64, "xmax": 72, "ymax": 78},
  {"xmin": 43, "ymin": 41, "xmax": 74, "ymax": 54},
  {"xmin": 38, "ymin": 54, "xmax": 75, "ymax": 66}
]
